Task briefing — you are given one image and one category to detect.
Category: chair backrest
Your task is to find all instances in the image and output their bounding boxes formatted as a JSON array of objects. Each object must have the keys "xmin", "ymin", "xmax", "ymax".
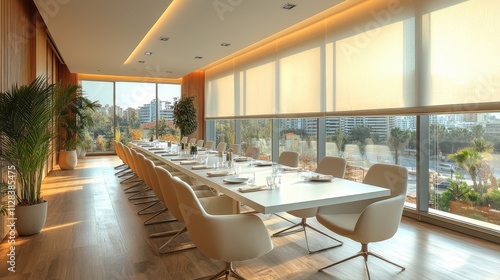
[
  {"xmin": 315, "ymin": 156, "xmax": 346, "ymax": 179},
  {"xmin": 362, "ymin": 163, "xmax": 408, "ymax": 197},
  {"xmin": 196, "ymin": 139, "xmax": 204, "ymax": 147},
  {"xmin": 154, "ymin": 166, "xmax": 185, "ymax": 223},
  {"xmin": 278, "ymin": 151, "xmax": 299, "ymax": 167},
  {"xmin": 171, "ymin": 176, "xmax": 273, "ymax": 261},
  {"xmin": 143, "ymin": 158, "xmax": 164, "ymax": 202},
  {"xmin": 216, "ymin": 142, "xmax": 227, "ymax": 154},
  {"xmin": 189, "ymin": 138, "xmax": 196, "ymax": 145},
  {"xmin": 204, "ymin": 140, "xmax": 214, "ymax": 150},
  {"xmin": 245, "ymin": 146, "xmax": 260, "ymax": 160},
  {"xmin": 228, "ymin": 144, "xmax": 240, "ymax": 155},
  {"xmin": 354, "ymin": 163, "xmax": 408, "ymax": 243},
  {"xmin": 181, "ymin": 136, "xmax": 188, "ymax": 144}
]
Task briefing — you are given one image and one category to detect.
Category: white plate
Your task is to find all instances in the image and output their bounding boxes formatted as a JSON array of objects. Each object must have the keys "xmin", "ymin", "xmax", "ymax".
[
  {"xmin": 309, "ymin": 175, "xmax": 333, "ymax": 182},
  {"xmin": 223, "ymin": 177, "xmax": 248, "ymax": 184}
]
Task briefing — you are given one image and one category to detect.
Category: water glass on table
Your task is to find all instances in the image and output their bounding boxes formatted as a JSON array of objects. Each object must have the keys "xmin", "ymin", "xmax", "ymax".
[{"xmin": 246, "ymin": 173, "xmax": 255, "ymax": 186}]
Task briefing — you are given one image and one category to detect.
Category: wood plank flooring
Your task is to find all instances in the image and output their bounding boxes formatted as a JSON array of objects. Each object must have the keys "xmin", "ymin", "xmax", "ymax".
[{"xmin": 1, "ymin": 156, "xmax": 499, "ymax": 280}]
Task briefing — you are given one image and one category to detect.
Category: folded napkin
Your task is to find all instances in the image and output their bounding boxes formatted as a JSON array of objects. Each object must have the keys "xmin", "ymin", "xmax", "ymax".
[
  {"xmin": 207, "ymin": 150, "xmax": 219, "ymax": 154},
  {"xmin": 235, "ymin": 157, "xmax": 249, "ymax": 162},
  {"xmin": 161, "ymin": 153, "xmax": 179, "ymax": 157},
  {"xmin": 192, "ymin": 165, "xmax": 210, "ymax": 170},
  {"xmin": 198, "ymin": 148, "xmax": 206, "ymax": 151},
  {"xmin": 282, "ymin": 167, "xmax": 301, "ymax": 172},
  {"xmin": 309, "ymin": 175, "xmax": 334, "ymax": 182},
  {"xmin": 238, "ymin": 185, "xmax": 269, "ymax": 193},
  {"xmin": 180, "ymin": 160, "xmax": 198, "ymax": 165},
  {"xmin": 153, "ymin": 150, "xmax": 166, "ymax": 153},
  {"xmin": 148, "ymin": 148, "xmax": 163, "ymax": 151},
  {"xmin": 171, "ymin": 157, "xmax": 190, "ymax": 161},
  {"xmin": 206, "ymin": 171, "xmax": 228, "ymax": 177},
  {"xmin": 139, "ymin": 144, "xmax": 153, "ymax": 147},
  {"xmin": 255, "ymin": 162, "xmax": 273, "ymax": 167}
]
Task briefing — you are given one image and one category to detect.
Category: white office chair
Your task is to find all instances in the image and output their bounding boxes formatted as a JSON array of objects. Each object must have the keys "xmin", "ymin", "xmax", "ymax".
[
  {"xmin": 181, "ymin": 136, "xmax": 188, "ymax": 144},
  {"xmin": 154, "ymin": 166, "xmax": 233, "ymax": 254},
  {"xmin": 316, "ymin": 163, "xmax": 408, "ymax": 279},
  {"xmin": 204, "ymin": 140, "xmax": 214, "ymax": 150},
  {"xmin": 228, "ymin": 143, "xmax": 241, "ymax": 155},
  {"xmin": 278, "ymin": 151, "xmax": 299, "ymax": 167},
  {"xmin": 216, "ymin": 142, "xmax": 227, "ymax": 154},
  {"xmin": 245, "ymin": 146, "xmax": 260, "ymax": 160},
  {"xmin": 272, "ymin": 156, "xmax": 347, "ymax": 253},
  {"xmin": 189, "ymin": 137, "xmax": 196, "ymax": 145},
  {"xmin": 196, "ymin": 139, "xmax": 204, "ymax": 147},
  {"xmin": 172, "ymin": 176, "xmax": 274, "ymax": 279}
]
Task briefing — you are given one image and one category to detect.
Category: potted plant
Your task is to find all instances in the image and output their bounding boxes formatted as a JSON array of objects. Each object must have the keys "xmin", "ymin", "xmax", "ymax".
[
  {"xmin": 54, "ymin": 83, "xmax": 101, "ymax": 169},
  {"xmin": 0, "ymin": 76, "xmax": 55, "ymax": 235},
  {"xmin": 172, "ymin": 96, "xmax": 198, "ymax": 143},
  {"xmin": 77, "ymin": 129, "xmax": 94, "ymax": 158}
]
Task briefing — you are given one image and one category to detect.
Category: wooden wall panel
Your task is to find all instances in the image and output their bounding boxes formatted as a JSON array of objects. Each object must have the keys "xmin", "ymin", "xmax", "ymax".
[
  {"xmin": 0, "ymin": 0, "xmax": 74, "ymax": 240},
  {"xmin": 181, "ymin": 71, "xmax": 205, "ymax": 141}
]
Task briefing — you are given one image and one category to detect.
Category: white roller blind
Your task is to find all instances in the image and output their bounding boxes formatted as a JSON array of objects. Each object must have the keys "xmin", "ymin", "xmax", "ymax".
[
  {"xmin": 205, "ymin": 60, "xmax": 234, "ymax": 118},
  {"xmin": 425, "ymin": 0, "xmax": 500, "ymax": 106}
]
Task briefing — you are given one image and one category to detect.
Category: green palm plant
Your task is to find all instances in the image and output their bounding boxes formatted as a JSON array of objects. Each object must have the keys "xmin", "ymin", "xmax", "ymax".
[
  {"xmin": 449, "ymin": 148, "xmax": 482, "ymax": 191},
  {"xmin": 0, "ymin": 76, "xmax": 55, "ymax": 210},
  {"xmin": 54, "ymin": 83, "xmax": 101, "ymax": 151},
  {"xmin": 389, "ymin": 127, "xmax": 411, "ymax": 165}
]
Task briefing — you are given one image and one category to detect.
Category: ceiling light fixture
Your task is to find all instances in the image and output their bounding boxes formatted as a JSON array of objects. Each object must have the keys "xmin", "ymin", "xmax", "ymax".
[
  {"xmin": 194, "ymin": 56, "xmax": 203, "ymax": 59},
  {"xmin": 220, "ymin": 43, "xmax": 231, "ymax": 47},
  {"xmin": 165, "ymin": 71, "xmax": 172, "ymax": 74},
  {"xmin": 282, "ymin": 3, "xmax": 296, "ymax": 10},
  {"xmin": 159, "ymin": 36, "xmax": 170, "ymax": 41},
  {"xmin": 144, "ymin": 52, "xmax": 153, "ymax": 55},
  {"xmin": 138, "ymin": 60, "xmax": 145, "ymax": 63}
]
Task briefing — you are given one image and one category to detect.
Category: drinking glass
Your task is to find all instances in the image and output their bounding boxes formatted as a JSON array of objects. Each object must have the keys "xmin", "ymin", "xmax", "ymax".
[{"xmin": 246, "ymin": 173, "xmax": 255, "ymax": 185}]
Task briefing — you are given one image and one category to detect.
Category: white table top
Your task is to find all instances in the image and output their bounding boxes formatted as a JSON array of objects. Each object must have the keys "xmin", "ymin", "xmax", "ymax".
[{"xmin": 131, "ymin": 142, "xmax": 390, "ymax": 214}]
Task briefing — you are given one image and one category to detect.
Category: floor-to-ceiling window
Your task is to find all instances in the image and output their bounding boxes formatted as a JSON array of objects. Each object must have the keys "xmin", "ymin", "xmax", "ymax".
[{"xmin": 80, "ymin": 80, "xmax": 181, "ymax": 152}]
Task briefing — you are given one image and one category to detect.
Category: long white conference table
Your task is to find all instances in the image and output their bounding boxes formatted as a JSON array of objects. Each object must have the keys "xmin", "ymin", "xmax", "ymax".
[{"xmin": 131, "ymin": 142, "xmax": 390, "ymax": 214}]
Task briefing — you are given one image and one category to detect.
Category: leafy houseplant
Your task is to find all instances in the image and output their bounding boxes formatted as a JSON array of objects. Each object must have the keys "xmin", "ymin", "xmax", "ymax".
[
  {"xmin": 0, "ymin": 76, "xmax": 55, "ymax": 234},
  {"xmin": 54, "ymin": 83, "xmax": 101, "ymax": 168},
  {"xmin": 173, "ymin": 96, "xmax": 198, "ymax": 141}
]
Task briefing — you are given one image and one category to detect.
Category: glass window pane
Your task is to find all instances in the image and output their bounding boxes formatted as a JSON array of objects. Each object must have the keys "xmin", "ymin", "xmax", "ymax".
[
  {"xmin": 241, "ymin": 119, "xmax": 272, "ymax": 161},
  {"xmin": 81, "ymin": 81, "xmax": 114, "ymax": 153},
  {"xmin": 115, "ymin": 82, "xmax": 155, "ymax": 142},
  {"xmin": 215, "ymin": 120, "xmax": 235, "ymax": 150},
  {"xmin": 279, "ymin": 118, "xmax": 318, "ymax": 170},
  {"xmin": 429, "ymin": 113, "xmax": 500, "ymax": 227},
  {"xmin": 157, "ymin": 84, "xmax": 180, "ymax": 141}
]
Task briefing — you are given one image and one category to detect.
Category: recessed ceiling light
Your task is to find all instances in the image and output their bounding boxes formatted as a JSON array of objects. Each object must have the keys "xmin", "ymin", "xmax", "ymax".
[
  {"xmin": 282, "ymin": 3, "xmax": 296, "ymax": 10},
  {"xmin": 138, "ymin": 60, "xmax": 145, "ymax": 63},
  {"xmin": 194, "ymin": 56, "xmax": 203, "ymax": 59},
  {"xmin": 144, "ymin": 52, "xmax": 153, "ymax": 55},
  {"xmin": 165, "ymin": 71, "xmax": 172, "ymax": 74},
  {"xmin": 220, "ymin": 43, "xmax": 231, "ymax": 47},
  {"xmin": 159, "ymin": 37, "xmax": 170, "ymax": 41}
]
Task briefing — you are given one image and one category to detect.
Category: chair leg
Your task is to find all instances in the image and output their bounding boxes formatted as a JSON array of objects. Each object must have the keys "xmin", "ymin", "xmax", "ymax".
[
  {"xmin": 143, "ymin": 208, "xmax": 177, "ymax": 225},
  {"xmin": 158, "ymin": 226, "xmax": 196, "ymax": 254},
  {"xmin": 209, "ymin": 262, "xmax": 244, "ymax": 280},
  {"xmin": 319, "ymin": 243, "xmax": 405, "ymax": 279},
  {"xmin": 273, "ymin": 218, "xmax": 343, "ymax": 254}
]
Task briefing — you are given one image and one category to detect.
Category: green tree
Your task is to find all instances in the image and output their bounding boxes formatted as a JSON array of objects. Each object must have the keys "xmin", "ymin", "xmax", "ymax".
[
  {"xmin": 333, "ymin": 128, "xmax": 348, "ymax": 152},
  {"xmin": 389, "ymin": 127, "xmax": 411, "ymax": 165},
  {"xmin": 449, "ymin": 148, "xmax": 482, "ymax": 191}
]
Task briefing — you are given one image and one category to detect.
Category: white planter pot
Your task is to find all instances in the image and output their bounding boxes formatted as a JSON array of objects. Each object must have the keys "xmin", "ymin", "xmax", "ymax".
[
  {"xmin": 15, "ymin": 201, "xmax": 48, "ymax": 236},
  {"xmin": 59, "ymin": 150, "xmax": 78, "ymax": 169}
]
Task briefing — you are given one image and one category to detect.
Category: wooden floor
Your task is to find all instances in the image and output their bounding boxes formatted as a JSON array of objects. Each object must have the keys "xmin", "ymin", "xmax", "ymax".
[{"xmin": 1, "ymin": 156, "xmax": 500, "ymax": 280}]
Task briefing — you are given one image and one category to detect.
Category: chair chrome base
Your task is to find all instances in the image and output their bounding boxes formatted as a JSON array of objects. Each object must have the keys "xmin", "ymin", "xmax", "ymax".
[
  {"xmin": 210, "ymin": 262, "xmax": 244, "ymax": 280},
  {"xmin": 158, "ymin": 226, "xmax": 196, "ymax": 254},
  {"xmin": 272, "ymin": 217, "xmax": 343, "ymax": 254},
  {"xmin": 318, "ymin": 243, "xmax": 405, "ymax": 280}
]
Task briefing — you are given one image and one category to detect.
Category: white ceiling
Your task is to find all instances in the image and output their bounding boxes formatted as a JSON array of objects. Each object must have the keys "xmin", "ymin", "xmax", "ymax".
[{"xmin": 34, "ymin": 0, "xmax": 359, "ymax": 79}]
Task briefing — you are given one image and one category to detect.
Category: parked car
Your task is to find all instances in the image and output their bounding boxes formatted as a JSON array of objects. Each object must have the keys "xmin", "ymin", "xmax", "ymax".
[{"xmin": 434, "ymin": 181, "xmax": 451, "ymax": 189}]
